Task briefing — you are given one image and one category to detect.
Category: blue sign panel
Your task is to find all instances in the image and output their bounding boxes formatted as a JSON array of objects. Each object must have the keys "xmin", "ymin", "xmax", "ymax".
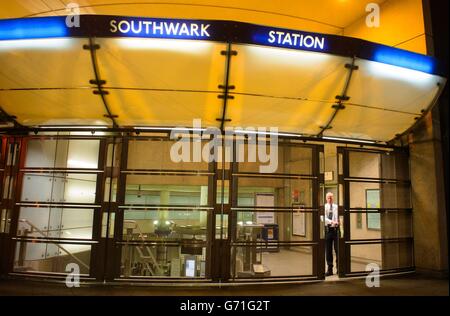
[
  {"xmin": 373, "ymin": 46, "xmax": 435, "ymax": 74},
  {"xmin": 0, "ymin": 16, "xmax": 68, "ymax": 40},
  {"xmin": 251, "ymin": 26, "xmax": 327, "ymax": 52},
  {"xmin": 0, "ymin": 15, "xmax": 444, "ymax": 76}
]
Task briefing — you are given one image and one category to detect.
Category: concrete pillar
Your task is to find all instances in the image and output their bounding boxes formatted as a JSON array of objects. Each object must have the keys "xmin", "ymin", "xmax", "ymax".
[{"xmin": 409, "ymin": 107, "xmax": 448, "ymax": 276}]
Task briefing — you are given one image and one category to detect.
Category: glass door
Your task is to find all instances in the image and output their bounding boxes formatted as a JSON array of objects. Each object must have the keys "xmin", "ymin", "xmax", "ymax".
[
  {"xmin": 228, "ymin": 139, "xmax": 324, "ymax": 281},
  {"xmin": 337, "ymin": 146, "xmax": 414, "ymax": 277}
]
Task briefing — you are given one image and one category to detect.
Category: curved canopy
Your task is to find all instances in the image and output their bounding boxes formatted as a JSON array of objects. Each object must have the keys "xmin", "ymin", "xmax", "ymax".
[{"xmin": 0, "ymin": 15, "xmax": 446, "ymax": 142}]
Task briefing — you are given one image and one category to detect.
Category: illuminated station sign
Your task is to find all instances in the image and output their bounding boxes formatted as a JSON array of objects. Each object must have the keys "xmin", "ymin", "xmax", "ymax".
[{"xmin": 0, "ymin": 15, "xmax": 441, "ymax": 75}]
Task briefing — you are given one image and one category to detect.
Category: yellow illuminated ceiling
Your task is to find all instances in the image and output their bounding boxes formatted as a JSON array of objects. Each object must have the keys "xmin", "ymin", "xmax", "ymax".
[
  {"xmin": 0, "ymin": 0, "xmax": 427, "ymax": 54},
  {"xmin": 0, "ymin": 37, "xmax": 445, "ymax": 141},
  {"xmin": 0, "ymin": 1, "xmax": 444, "ymax": 142}
]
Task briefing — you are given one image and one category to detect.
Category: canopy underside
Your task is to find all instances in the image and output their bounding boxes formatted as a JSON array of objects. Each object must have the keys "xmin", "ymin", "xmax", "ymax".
[{"xmin": 0, "ymin": 37, "xmax": 445, "ymax": 142}]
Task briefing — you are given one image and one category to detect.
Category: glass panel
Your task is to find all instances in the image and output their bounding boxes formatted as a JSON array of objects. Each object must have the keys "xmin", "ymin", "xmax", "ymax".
[
  {"xmin": 1, "ymin": 209, "xmax": 9, "ymax": 233},
  {"xmin": 326, "ymin": 105, "xmax": 417, "ymax": 142},
  {"xmin": 231, "ymin": 245, "xmax": 313, "ymax": 278},
  {"xmin": 127, "ymin": 139, "xmax": 209, "ymax": 171},
  {"xmin": 106, "ymin": 142, "xmax": 121, "ymax": 168},
  {"xmin": 21, "ymin": 173, "xmax": 97, "ymax": 203},
  {"xmin": 237, "ymin": 143, "xmax": 312, "ymax": 175},
  {"xmin": 349, "ymin": 182, "xmax": 411, "ymax": 209},
  {"xmin": 24, "ymin": 139, "xmax": 100, "ymax": 169},
  {"xmin": 216, "ymin": 180, "xmax": 229, "ymax": 204},
  {"xmin": 338, "ymin": 184, "xmax": 344, "ymax": 207},
  {"xmin": 236, "ymin": 177, "xmax": 313, "ymax": 208},
  {"xmin": 347, "ymin": 58, "xmax": 442, "ymax": 115},
  {"xmin": 104, "ymin": 178, "xmax": 118, "ymax": 202},
  {"xmin": 0, "ymin": 38, "xmax": 94, "ymax": 89},
  {"xmin": 123, "ymin": 210, "xmax": 208, "ymax": 241},
  {"xmin": 350, "ymin": 211, "xmax": 412, "ymax": 240},
  {"xmin": 215, "ymin": 214, "xmax": 228, "ymax": 240},
  {"xmin": 66, "ymin": 139, "xmax": 100, "ymax": 169},
  {"xmin": 349, "ymin": 151, "xmax": 380, "ymax": 178},
  {"xmin": 120, "ymin": 245, "xmax": 206, "ymax": 278},
  {"xmin": 350, "ymin": 241, "xmax": 413, "ymax": 272},
  {"xmin": 1, "ymin": 89, "xmax": 108, "ymax": 126},
  {"xmin": 338, "ymin": 153, "xmax": 343, "ymax": 175},
  {"xmin": 3, "ymin": 175, "xmax": 12, "ymax": 198},
  {"xmin": 8, "ymin": 143, "xmax": 20, "ymax": 166},
  {"xmin": 230, "ymin": 44, "xmax": 348, "ymax": 100},
  {"xmin": 125, "ymin": 175, "xmax": 209, "ymax": 206},
  {"xmin": 17, "ymin": 207, "xmax": 94, "ymax": 239},
  {"xmin": 235, "ymin": 211, "xmax": 313, "ymax": 242},
  {"xmin": 14, "ymin": 242, "xmax": 91, "ymax": 274}
]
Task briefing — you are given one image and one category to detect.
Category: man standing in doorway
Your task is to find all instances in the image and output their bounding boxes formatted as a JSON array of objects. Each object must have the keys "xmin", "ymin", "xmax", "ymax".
[{"xmin": 325, "ymin": 192, "xmax": 339, "ymax": 276}]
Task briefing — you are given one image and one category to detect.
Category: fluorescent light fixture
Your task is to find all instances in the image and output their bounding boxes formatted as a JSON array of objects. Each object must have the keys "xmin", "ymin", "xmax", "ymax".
[
  {"xmin": 0, "ymin": 38, "xmax": 74, "ymax": 50},
  {"xmin": 234, "ymin": 129, "xmax": 301, "ymax": 137},
  {"xmin": 153, "ymin": 220, "xmax": 159, "ymax": 225},
  {"xmin": 135, "ymin": 126, "xmax": 205, "ymax": 132},
  {"xmin": 243, "ymin": 44, "xmax": 330, "ymax": 66},
  {"xmin": 322, "ymin": 136, "xmax": 376, "ymax": 144},
  {"xmin": 115, "ymin": 38, "xmax": 211, "ymax": 54},
  {"xmin": 373, "ymin": 47, "xmax": 435, "ymax": 74},
  {"xmin": 245, "ymin": 221, "xmax": 253, "ymax": 225},
  {"xmin": 0, "ymin": 17, "xmax": 68, "ymax": 41},
  {"xmin": 366, "ymin": 59, "xmax": 436, "ymax": 84}
]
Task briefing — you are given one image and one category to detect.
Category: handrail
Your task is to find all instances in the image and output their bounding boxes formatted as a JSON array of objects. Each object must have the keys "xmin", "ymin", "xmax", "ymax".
[
  {"xmin": 19, "ymin": 219, "xmax": 90, "ymax": 270},
  {"xmin": 123, "ymin": 220, "xmax": 163, "ymax": 275}
]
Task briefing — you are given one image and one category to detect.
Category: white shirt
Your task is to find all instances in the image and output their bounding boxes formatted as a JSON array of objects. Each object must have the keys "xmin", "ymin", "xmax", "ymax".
[{"xmin": 324, "ymin": 203, "xmax": 338, "ymax": 226}]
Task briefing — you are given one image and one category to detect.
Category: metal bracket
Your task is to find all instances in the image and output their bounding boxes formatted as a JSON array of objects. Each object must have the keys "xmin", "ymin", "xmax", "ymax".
[
  {"xmin": 218, "ymin": 95, "xmax": 235, "ymax": 100},
  {"xmin": 216, "ymin": 118, "xmax": 232, "ymax": 122},
  {"xmin": 93, "ymin": 90, "xmax": 109, "ymax": 95},
  {"xmin": 345, "ymin": 63, "xmax": 359, "ymax": 70},
  {"xmin": 332, "ymin": 104, "xmax": 346, "ymax": 110},
  {"xmin": 83, "ymin": 44, "xmax": 100, "ymax": 50},
  {"xmin": 89, "ymin": 79, "xmax": 106, "ymax": 85},
  {"xmin": 218, "ymin": 84, "xmax": 235, "ymax": 90},
  {"xmin": 335, "ymin": 95, "xmax": 350, "ymax": 101},
  {"xmin": 221, "ymin": 50, "xmax": 238, "ymax": 56}
]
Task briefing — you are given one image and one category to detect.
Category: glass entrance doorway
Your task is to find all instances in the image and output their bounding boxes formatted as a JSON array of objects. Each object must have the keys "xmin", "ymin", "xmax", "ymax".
[
  {"xmin": 336, "ymin": 146, "xmax": 414, "ymax": 277},
  {"xmin": 2, "ymin": 133, "xmax": 415, "ymax": 283}
]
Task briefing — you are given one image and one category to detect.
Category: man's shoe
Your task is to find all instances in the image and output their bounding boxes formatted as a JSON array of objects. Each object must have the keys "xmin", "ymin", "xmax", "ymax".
[{"xmin": 325, "ymin": 270, "xmax": 333, "ymax": 276}]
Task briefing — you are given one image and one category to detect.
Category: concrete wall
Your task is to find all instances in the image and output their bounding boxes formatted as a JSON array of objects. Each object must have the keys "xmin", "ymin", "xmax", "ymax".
[{"xmin": 409, "ymin": 108, "xmax": 448, "ymax": 276}]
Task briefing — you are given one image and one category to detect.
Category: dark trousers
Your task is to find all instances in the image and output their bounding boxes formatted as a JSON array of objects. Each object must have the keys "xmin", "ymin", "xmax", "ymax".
[{"xmin": 325, "ymin": 227, "xmax": 339, "ymax": 271}]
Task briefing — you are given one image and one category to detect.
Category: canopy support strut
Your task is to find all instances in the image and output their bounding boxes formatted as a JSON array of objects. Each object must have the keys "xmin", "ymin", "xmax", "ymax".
[
  {"xmin": 84, "ymin": 37, "xmax": 119, "ymax": 128},
  {"xmin": 217, "ymin": 42, "xmax": 237, "ymax": 132},
  {"xmin": 317, "ymin": 57, "xmax": 359, "ymax": 138}
]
